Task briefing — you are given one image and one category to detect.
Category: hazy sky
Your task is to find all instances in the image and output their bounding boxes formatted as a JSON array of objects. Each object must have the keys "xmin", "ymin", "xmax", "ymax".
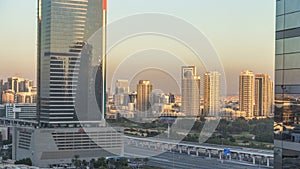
[{"xmin": 0, "ymin": 0, "xmax": 275, "ymax": 95}]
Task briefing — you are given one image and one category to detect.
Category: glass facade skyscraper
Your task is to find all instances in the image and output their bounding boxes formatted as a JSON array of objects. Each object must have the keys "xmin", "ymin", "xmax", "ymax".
[
  {"xmin": 275, "ymin": 0, "xmax": 300, "ymax": 168},
  {"xmin": 37, "ymin": 0, "xmax": 103, "ymax": 125}
]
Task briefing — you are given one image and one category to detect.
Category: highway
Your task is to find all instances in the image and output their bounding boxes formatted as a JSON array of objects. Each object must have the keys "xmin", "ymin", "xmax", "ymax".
[
  {"xmin": 125, "ymin": 136, "xmax": 273, "ymax": 158},
  {"xmin": 124, "ymin": 144, "xmax": 271, "ymax": 169}
]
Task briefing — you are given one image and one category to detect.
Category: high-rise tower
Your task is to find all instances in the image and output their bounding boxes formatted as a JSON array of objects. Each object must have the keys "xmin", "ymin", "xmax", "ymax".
[
  {"xmin": 137, "ymin": 80, "xmax": 153, "ymax": 113},
  {"xmin": 254, "ymin": 74, "xmax": 273, "ymax": 116},
  {"xmin": 239, "ymin": 70, "xmax": 255, "ymax": 117},
  {"xmin": 181, "ymin": 66, "xmax": 200, "ymax": 116},
  {"xmin": 204, "ymin": 71, "xmax": 221, "ymax": 117},
  {"xmin": 13, "ymin": 1, "xmax": 123, "ymax": 166},
  {"xmin": 37, "ymin": 0, "xmax": 103, "ymax": 125},
  {"xmin": 114, "ymin": 80, "xmax": 129, "ymax": 107},
  {"xmin": 0, "ymin": 79, "xmax": 3, "ymax": 104}
]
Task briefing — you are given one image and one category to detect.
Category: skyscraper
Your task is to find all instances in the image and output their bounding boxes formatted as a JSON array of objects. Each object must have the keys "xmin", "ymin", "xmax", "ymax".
[
  {"xmin": 137, "ymin": 80, "xmax": 153, "ymax": 114},
  {"xmin": 7, "ymin": 76, "xmax": 24, "ymax": 93},
  {"xmin": 204, "ymin": 71, "xmax": 221, "ymax": 117},
  {"xmin": 114, "ymin": 80, "xmax": 129, "ymax": 107},
  {"xmin": 115, "ymin": 80, "xmax": 129, "ymax": 94},
  {"xmin": 254, "ymin": 74, "xmax": 273, "ymax": 117},
  {"xmin": 129, "ymin": 91, "xmax": 137, "ymax": 106},
  {"xmin": 19, "ymin": 79, "xmax": 34, "ymax": 92},
  {"xmin": 168, "ymin": 93, "xmax": 175, "ymax": 104},
  {"xmin": 37, "ymin": 0, "xmax": 103, "ymax": 124},
  {"xmin": 181, "ymin": 66, "xmax": 200, "ymax": 116},
  {"xmin": 13, "ymin": 1, "xmax": 123, "ymax": 167},
  {"xmin": 239, "ymin": 70, "xmax": 255, "ymax": 117},
  {"xmin": 274, "ymin": 0, "xmax": 300, "ymax": 168}
]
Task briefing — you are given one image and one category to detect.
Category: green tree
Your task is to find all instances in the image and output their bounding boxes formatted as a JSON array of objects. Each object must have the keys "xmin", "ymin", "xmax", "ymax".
[
  {"xmin": 94, "ymin": 157, "xmax": 107, "ymax": 169},
  {"xmin": 72, "ymin": 155, "xmax": 81, "ymax": 168},
  {"xmin": 217, "ymin": 119, "xmax": 229, "ymax": 136},
  {"xmin": 144, "ymin": 158, "xmax": 149, "ymax": 165},
  {"xmin": 82, "ymin": 159, "xmax": 88, "ymax": 166},
  {"xmin": 114, "ymin": 158, "xmax": 128, "ymax": 168},
  {"xmin": 15, "ymin": 158, "xmax": 32, "ymax": 166},
  {"xmin": 231, "ymin": 118, "xmax": 249, "ymax": 133},
  {"xmin": 229, "ymin": 137, "xmax": 236, "ymax": 142}
]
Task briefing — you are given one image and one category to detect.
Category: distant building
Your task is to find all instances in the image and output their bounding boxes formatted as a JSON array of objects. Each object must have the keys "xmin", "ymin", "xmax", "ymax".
[
  {"xmin": 150, "ymin": 90, "xmax": 169, "ymax": 105},
  {"xmin": 3, "ymin": 82, "xmax": 8, "ymax": 91},
  {"xmin": 7, "ymin": 76, "xmax": 33, "ymax": 93},
  {"xmin": 239, "ymin": 70, "xmax": 255, "ymax": 117},
  {"xmin": 16, "ymin": 92, "xmax": 37, "ymax": 104},
  {"xmin": 221, "ymin": 108, "xmax": 246, "ymax": 120},
  {"xmin": 2, "ymin": 90, "xmax": 15, "ymax": 103},
  {"xmin": 128, "ymin": 103, "xmax": 135, "ymax": 112},
  {"xmin": 254, "ymin": 74, "xmax": 273, "ymax": 116},
  {"xmin": 19, "ymin": 79, "xmax": 34, "ymax": 92},
  {"xmin": 150, "ymin": 90, "xmax": 162, "ymax": 105},
  {"xmin": 115, "ymin": 80, "xmax": 129, "ymax": 94},
  {"xmin": 181, "ymin": 66, "xmax": 200, "ymax": 116},
  {"xmin": 1, "ymin": 76, "xmax": 36, "ymax": 104},
  {"xmin": 2, "ymin": 90, "xmax": 37, "ymax": 104},
  {"xmin": 0, "ymin": 104, "xmax": 5, "ymax": 117},
  {"xmin": 114, "ymin": 80, "xmax": 129, "ymax": 108},
  {"xmin": 168, "ymin": 93, "xmax": 175, "ymax": 104},
  {"xmin": 0, "ymin": 127, "xmax": 9, "ymax": 141},
  {"xmin": 5, "ymin": 103, "xmax": 36, "ymax": 120},
  {"xmin": 7, "ymin": 76, "xmax": 22, "ymax": 93},
  {"xmin": 0, "ymin": 79, "xmax": 3, "ymax": 104},
  {"xmin": 204, "ymin": 71, "xmax": 221, "ymax": 117},
  {"xmin": 128, "ymin": 92, "xmax": 137, "ymax": 106},
  {"xmin": 137, "ymin": 80, "xmax": 153, "ymax": 115}
]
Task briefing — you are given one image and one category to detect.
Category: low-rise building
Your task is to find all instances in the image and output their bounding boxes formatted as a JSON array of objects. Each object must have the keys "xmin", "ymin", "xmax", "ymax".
[
  {"xmin": 5, "ymin": 103, "xmax": 36, "ymax": 120},
  {"xmin": 12, "ymin": 126, "xmax": 124, "ymax": 167}
]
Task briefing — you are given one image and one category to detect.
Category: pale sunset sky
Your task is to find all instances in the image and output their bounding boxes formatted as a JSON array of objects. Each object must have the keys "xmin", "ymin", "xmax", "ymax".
[{"xmin": 0, "ymin": 0, "xmax": 275, "ymax": 95}]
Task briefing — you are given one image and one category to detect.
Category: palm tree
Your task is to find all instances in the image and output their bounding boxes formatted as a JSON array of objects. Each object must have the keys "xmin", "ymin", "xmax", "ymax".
[
  {"xmin": 72, "ymin": 155, "xmax": 81, "ymax": 168},
  {"xmin": 144, "ymin": 158, "xmax": 149, "ymax": 165}
]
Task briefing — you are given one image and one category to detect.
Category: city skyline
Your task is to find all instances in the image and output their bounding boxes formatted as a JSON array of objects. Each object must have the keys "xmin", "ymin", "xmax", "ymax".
[
  {"xmin": 0, "ymin": 75, "xmax": 36, "ymax": 104},
  {"xmin": 0, "ymin": 70, "xmax": 274, "ymax": 122},
  {"xmin": 0, "ymin": 0, "xmax": 275, "ymax": 96},
  {"xmin": 109, "ymin": 68, "xmax": 273, "ymax": 97},
  {"xmin": 0, "ymin": 0, "xmax": 280, "ymax": 168}
]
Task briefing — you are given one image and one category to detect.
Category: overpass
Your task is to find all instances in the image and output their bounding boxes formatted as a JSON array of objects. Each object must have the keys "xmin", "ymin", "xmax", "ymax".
[
  {"xmin": 0, "ymin": 118, "xmax": 104, "ymax": 128},
  {"xmin": 0, "ymin": 117, "xmax": 38, "ymax": 128},
  {"xmin": 125, "ymin": 135, "xmax": 274, "ymax": 167}
]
